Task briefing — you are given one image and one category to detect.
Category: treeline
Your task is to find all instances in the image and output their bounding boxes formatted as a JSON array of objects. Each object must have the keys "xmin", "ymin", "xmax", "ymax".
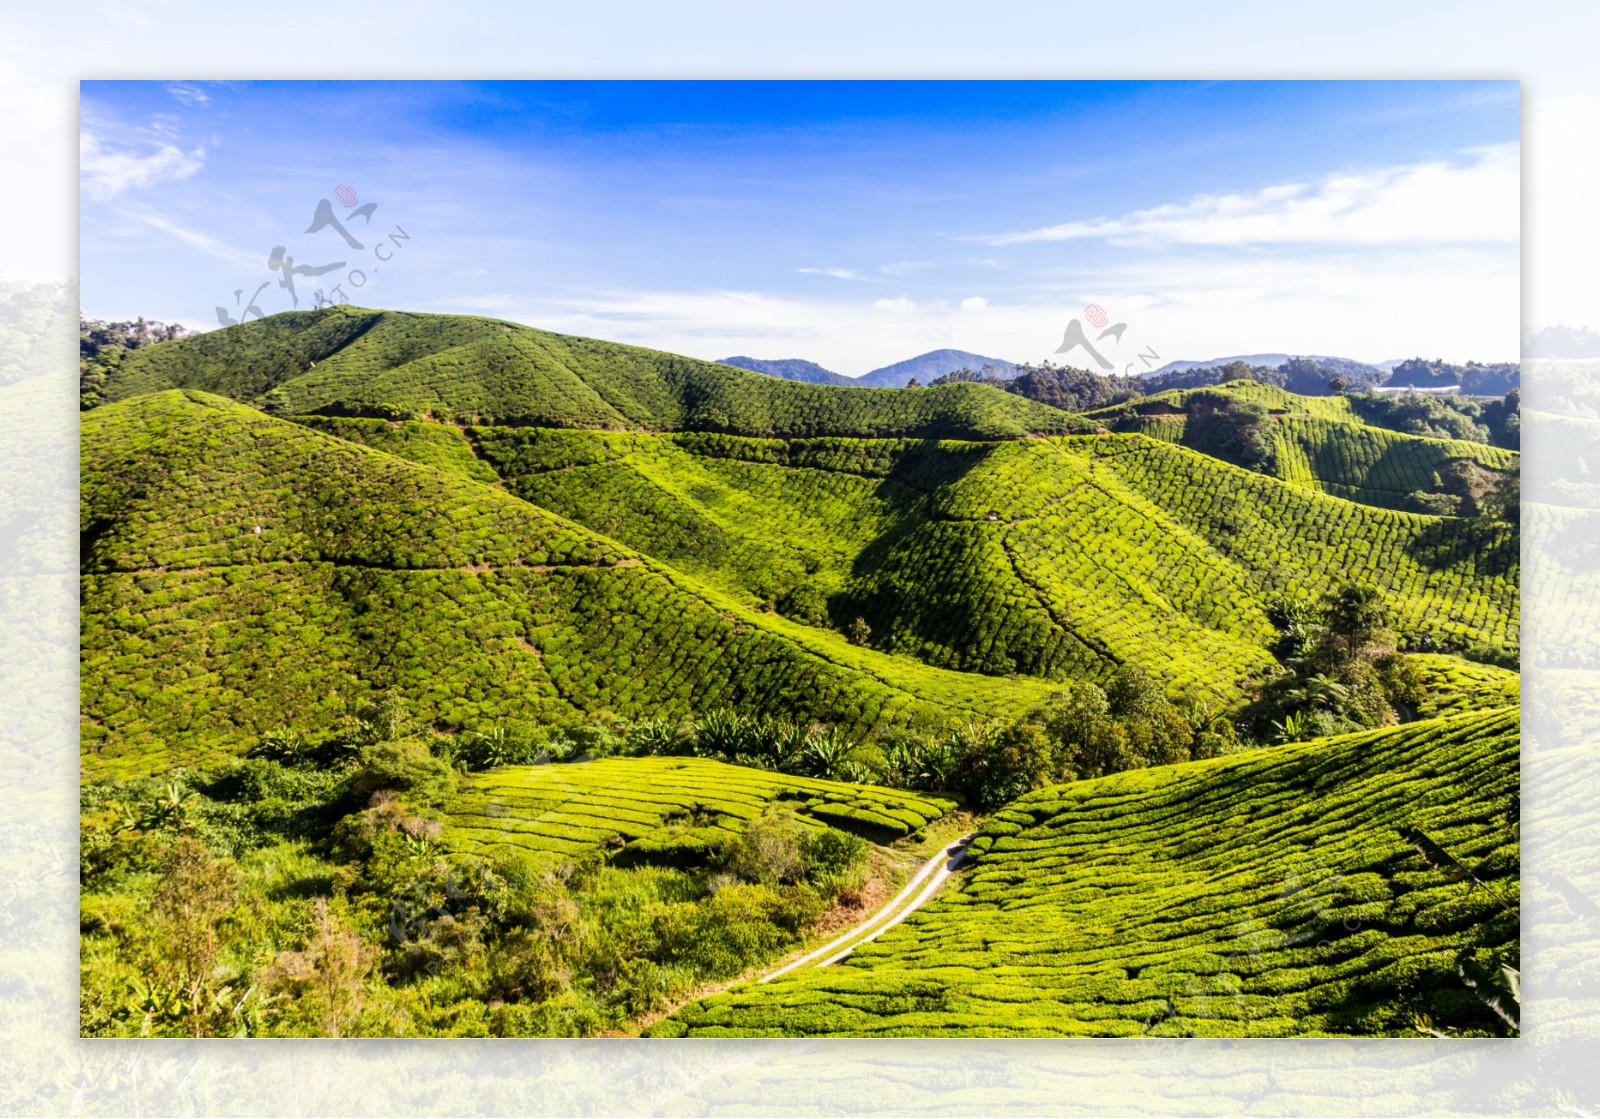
[
  {"xmin": 1387, "ymin": 357, "xmax": 1520, "ymax": 395},
  {"xmin": 1349, "ymin": 389, "xmax": 1520, "ymax": 450},
  {"xmin": 930, "ymin": 357, "xmax": 1387, "ymax": 410},
  {"xmin": 80, "ymin": 315, "xmax": 190, "ymax": 409}
]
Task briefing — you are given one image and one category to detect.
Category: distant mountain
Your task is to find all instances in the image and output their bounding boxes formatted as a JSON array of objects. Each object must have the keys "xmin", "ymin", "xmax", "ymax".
[
  {"xmin": 857, "ymin": 349, "xmax": 1020, "ymax": 388},
  {"xmin": 717, "ymin": 355, "xmax": 855, "ymax": 386},
  {"xmin": 1150, "ymin": 354, "xmax": 1383, "ymax": 379}
]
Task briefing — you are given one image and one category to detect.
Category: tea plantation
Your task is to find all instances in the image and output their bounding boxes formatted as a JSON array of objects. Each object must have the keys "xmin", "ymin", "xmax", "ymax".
[
  {"xmin": 80, "ymin": 390, "xmax": 1054, "ymax": 778},
  {"xmin": 83, "ymin": 382, "xmax": 1518, "ymax": 774},
  {"xmin": 410, "ymin": 424, "xmax": 1517, "ymax": 697},
  {"xmin": 78, "ymin": 310, "xmax": 1521, "ymax": 1039},
  {"xmin": 96, "ymin": 306, "xmax": 1089, "ymax": 439},
  {"xmin": 444, "ymin": 756, "xmax": 956, "ymax": 862},
  {"xmin": 1088, "ymin": 381, "xmax": 1517, "ymax": 514},
  {"xmin": 653, "ymin": 706, "xmax": 1519, "ymax": 1037}
]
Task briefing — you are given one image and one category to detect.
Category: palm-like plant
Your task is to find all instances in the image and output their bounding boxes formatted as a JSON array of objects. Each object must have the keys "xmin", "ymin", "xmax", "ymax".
[{"xmin": 799, "ymin": 727, "xmax": 854, "ymax": 781}]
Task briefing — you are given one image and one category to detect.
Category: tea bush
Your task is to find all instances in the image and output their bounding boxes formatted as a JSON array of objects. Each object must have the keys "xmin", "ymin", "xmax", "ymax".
[{"xmin": 655, "ymin": 707, "xmax": 1519, "ymax": 1037}]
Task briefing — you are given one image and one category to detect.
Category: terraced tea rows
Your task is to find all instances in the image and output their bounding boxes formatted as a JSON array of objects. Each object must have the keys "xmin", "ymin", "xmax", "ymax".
[
  {"xmin": 293, "ymin": 415, "xmax": 499, "ymax": 483},
  {"xmin": 1091, "ymin": 437, "xmax": 1517, "ymax": 650},
  {"xmin": 100, "ymin": 306, "xmax": 1089, "ymax": 440},
  {"xmin": 337, "ymin": 418, "xmax": 1516, "ymax": 695},
  {"xmin": 1090, "ymin": 383, "xmax": 1516, "ymax": 513},
  {"xmin": 444, "ymin": 756, "xmax": 956, "ymax": 862},
  {"xmin": 80, "ymin": 391, "xmax": 1053, "ymax": 778},
  {"xmin": 1408, "ymin": 654, "xmax": 1520, "ymax": 718},
  {"xmin": 1087, "ymin": 380, "xmax": 1363, "ymax": 422},
  {"xmin": 654, "ymin": 707, "xmax": 1519, "ymax": 1037}
]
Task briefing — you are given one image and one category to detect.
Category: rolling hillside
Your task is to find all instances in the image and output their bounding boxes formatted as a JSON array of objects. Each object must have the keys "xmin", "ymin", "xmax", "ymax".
[
  {"xmin": 80, "ymin": 390, "xmax": 1056, "ymax": 779},
  {"xmin": 303, "ymin": 416, "xmax": 1517, "ymax": 698},
  {"xmin": 96, "ymin": 308, "xmax": 1085, "ymax": 440},
  {"xmin": 84, "ymin": 334, "xmax": 1518, "ymax": 780},
  {"xmin": 1089, "ymin": 381, "xmax": 1517, "ymax": 513},
  {"xmin": 653, "ymin": 706, "xmax": 1519, "ymax": 1038}
]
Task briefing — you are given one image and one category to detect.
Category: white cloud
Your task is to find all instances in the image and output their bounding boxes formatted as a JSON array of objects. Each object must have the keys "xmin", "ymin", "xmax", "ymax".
[
  {"xmin": 879, "ymin": 260, "xmax": 932, "ymax": 276},
  {"xmin": 451, "ymin": 230, "xmax": 1518, "ymax": 377},
  {"xmin": 80, "ymin": 126, "xmax": 205, "ymax": 200},
  {"xmin": 960, "ymin": 296, "xmax": 988, "ymax": 312},
  {"xmin": 975, "ymin": 143, "xmax": 1519, "ymax": 247},
  {"xmin": 797, "ymin": 266, "xmax": 864, "ymax": 280}
]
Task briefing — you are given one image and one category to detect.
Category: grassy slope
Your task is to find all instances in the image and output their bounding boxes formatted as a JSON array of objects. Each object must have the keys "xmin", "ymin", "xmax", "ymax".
[
  {"xmin": 320, "ymin": 418, "xmax": 1517, "ymax": 700},
  {"xmin": 1409, "ymin": 654, "xmax": 1520, "ymax": 718},
  {"xmin": 1090, "ymin": 380, "xmax": 1363, "ymax": 421},
  {"xmin": 444, "ymin": 756, "xmax": 956, "ymax": 862},
  {"xmin": 654, "ymin": 706, "xmax": 1519, "ymax": 1037},
  {"xmin": 99, "ymin": 307, "xmax": 1089, "ymax": 440},
  {"xmin": 80, "ymin": 391, "xmax": 1053, "ymax": 779},
  {"xmin": 1087, "ymin": 381, "xmax": 1516, "ymax": 512}
]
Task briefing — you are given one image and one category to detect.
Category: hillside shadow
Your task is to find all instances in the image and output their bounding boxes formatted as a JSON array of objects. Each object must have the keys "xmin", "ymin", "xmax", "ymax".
[
  {"xmin": 1351, "ymin": 440, "xmax": 1439, "ymax": 510},
  {"xmin": 1406, "ymin": 518, "xmax": 1517, "ymax": 576},
  {"xmin": 829, "ymin": 440, "xmax": 1013, "ymax": 668}
]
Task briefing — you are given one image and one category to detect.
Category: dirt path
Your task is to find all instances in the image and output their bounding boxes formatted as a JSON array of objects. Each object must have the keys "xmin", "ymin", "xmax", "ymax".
[{"xmin": 757, "ymin": 833, "xmax": 974, "ymax": 984}]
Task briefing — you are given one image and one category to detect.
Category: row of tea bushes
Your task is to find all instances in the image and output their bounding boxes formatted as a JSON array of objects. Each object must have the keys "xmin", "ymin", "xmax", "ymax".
[{"xmin": 655, "ymin": 707, "xmax": 1519, "ymax": 1037}]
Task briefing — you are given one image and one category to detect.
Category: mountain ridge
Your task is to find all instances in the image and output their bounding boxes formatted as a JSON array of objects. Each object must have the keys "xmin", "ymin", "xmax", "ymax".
[{"xmin": 97, "ymin": 308, "xmax": 1085, "ymax": 441}]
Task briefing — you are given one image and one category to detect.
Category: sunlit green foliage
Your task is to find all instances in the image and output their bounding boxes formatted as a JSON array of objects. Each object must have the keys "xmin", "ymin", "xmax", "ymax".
[
  {"xmin": 293, "ymin": 415, "xmax": 499, "ymax": 482},
  {"xmin": 1088, "ymin": 381, "xmax": 1517, "ymax": 513},
  {"xmin": 1408, "ymin": 654, "xmax": 1520, "ymax": 718},
  {"xmin": 80, "ymin": 727, "xmax": 905, "ymax": 1036},
  {"xmin": 96, "ymin": 307, "xmax": 1090, "ymax": 439},
  {"xmin": 80, "ymin": 391, "xmax": 1052, "ymax": 778},
  {"xmin": 655, "ymin": 707, "xmax": 1519, "ymax": 1037},
  {"xmin": 444, "ymin": 756, "xmax": 954, "ymax": 863}
]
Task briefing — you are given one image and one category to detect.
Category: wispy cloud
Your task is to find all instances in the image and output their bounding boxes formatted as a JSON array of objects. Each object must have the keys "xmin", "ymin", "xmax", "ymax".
[
  {"xmin": 797, "ymin": 266, "xmax": 864, "ymax": 280},
  {"xmin": 80, "ymin": 125, "xmax": 205, "ymax": 200},
  {"xmin": 164, "ymin": 81, "xmax": 212, "ymax": 106},
  {"xmin": 973, "ymin": 143, "xmax": 1518, "ymax": 247},
  {"xmin": 114, "ymin": 207, "xmax": 261, "ymax": 272}
]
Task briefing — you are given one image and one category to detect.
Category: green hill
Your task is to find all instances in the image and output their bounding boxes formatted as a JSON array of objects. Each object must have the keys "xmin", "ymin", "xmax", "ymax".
[
  {"xmin": 652, "ymin": 706, "xmax": 1519, "ymax": 1038},
  {"xmin": 83, "ymin": 386, "xmax": 1518, "ymax": 779},
  {"xmin": 444, "ymin": 756, "xmax": 956, "ymax": 863},
  {"xmin": 1086, "ymin": 380, "xmax": 1360, "ymax": 423},
  {"xmin": 80, "ymin": 390, "xmax": 1055, "ymax": 779},
  {"xmin": 1087, "ymin": 380, "xmax": 1516, "ymax": 513},
  {"xmin": 95, "ymin": 307, "xmax": 1089, "ymax": 440},
  {"xmin": 300, "ymin": 417, "xmax": 1517, "ymax": 699}
]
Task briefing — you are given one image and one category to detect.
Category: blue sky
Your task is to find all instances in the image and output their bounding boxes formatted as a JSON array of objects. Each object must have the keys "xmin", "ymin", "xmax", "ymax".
[{"xmin": 80, "ymin": 80, "xmax": 1519, "ymax": 373}]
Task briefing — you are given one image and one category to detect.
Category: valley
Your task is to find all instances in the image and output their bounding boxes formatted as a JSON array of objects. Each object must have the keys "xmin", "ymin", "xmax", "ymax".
[{"xmin": 78, "ymin": 307, "xmax": 1521, "ymax": 1038}]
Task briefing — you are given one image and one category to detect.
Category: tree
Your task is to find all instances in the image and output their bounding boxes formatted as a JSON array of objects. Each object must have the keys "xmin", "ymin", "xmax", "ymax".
[
  {"xmin": 1482, "ymin": 463, "xmax": 1520, "ymax": 525},
  {"xmin": 846, "ymin": 616, "xmax": 872, "ymax": 646},
  {"xmin": 262, "ymin": 898, "xmax": 378, "ymax": 1037},
  {"xmin": 151, "ymin": 838, "xmax": 241, "ymax": 1036}
]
